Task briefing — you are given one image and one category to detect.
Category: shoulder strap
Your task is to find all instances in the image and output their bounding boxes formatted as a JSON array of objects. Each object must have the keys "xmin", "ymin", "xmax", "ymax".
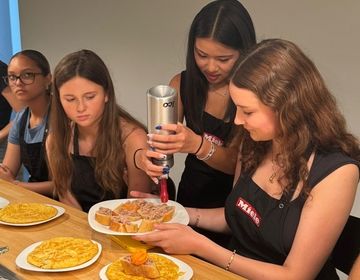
[
  {"xmin": 33, "ymin": 105, "xmax": 51, "ymax": 180},
  {"xmin": 19, "ymin": 108, "xmax": 30, "ymax": 141},
  {"xmin": 73, "ymin": 125, "xmax": 79, "ymax": 155}
]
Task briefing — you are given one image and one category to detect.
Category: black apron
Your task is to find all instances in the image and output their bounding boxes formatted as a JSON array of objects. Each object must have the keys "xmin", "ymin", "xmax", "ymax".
[
  {"xmin": 71, "ymin": 126, "xmax": 125, "ymax": 212},
  {"xmin": 19, "ymin": 107, "xmax": 49, "ymax": 182}
]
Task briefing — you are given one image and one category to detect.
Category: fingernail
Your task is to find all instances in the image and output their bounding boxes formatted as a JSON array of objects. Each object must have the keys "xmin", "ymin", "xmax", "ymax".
[
  {"xmin": 154, "ymin": 178, "xmax": 159, "ymax": 184},
  {"xmin": 147, "ymin": 134, "xmax": 153, "ymax": 140},
  {"xmin": 147, "ymin": 140, "xmax": 153, "ymax": 145},
  {"xmin": 155, "ymin": 125, "xmax": 162, "ymax": 130}
]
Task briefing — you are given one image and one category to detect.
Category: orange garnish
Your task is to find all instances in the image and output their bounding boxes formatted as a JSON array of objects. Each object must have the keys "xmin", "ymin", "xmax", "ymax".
[
  {"xmin": 130, "ymin": 250, "xmax": 148, "ymax": 265},
  {"xmin": 121, "ymin": 202, "xmax": 139, "ymax": 212}
]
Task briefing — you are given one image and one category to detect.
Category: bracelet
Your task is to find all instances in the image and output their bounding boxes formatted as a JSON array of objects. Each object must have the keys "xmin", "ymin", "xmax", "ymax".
[
  {"xmin": 196, "ymin": 140, "xmax": 216, "ymax": 161},
  {"xmin": 133, "ymin": 148, "xmax": 143, "ymax": 170},
  {"xmin": 194, "ymin": 208, "xmax": 200, "ymax": 227},
  {"xmin": 193, "ymin": 135, "xmax": 204, "ymax": 155},
  {"xmin": 225, "ymin": 249, "xmax": 237, "ymax": 271}
]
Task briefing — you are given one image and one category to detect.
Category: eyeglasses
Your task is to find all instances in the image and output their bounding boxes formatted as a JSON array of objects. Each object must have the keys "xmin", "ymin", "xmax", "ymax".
[{"xmin": 2, "ymin": 72, "xmax": 43, "ymax": 85}]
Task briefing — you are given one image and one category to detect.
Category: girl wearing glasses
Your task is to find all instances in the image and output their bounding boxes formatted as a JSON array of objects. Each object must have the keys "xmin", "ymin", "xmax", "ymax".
[
  {"xmin": 46, "ymin": 49, "xmax": 152, "ymax": 212},
  {"xmin": 0, "ymin": 50, "xmax": 53, "ymax": 197}
]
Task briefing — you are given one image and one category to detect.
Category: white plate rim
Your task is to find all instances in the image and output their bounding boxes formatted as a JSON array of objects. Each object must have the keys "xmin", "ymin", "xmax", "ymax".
[
  {"xmin": 88, "ymin": 198, "xmax": 190, "ymax": 236},
  {"xmin": 0, "ymin": 204, "xmax": 65, "ymax": 226},
  {"xmin": 99, "ymin": 252, "xmax": 193, "ymax": 280},
  {"xmin": 15, "ymin": 239, "xmax": 102, "ymax": 272},
  {"xmin": 0, "ymin": 197, "xmax": 9, "ymax": 208}
]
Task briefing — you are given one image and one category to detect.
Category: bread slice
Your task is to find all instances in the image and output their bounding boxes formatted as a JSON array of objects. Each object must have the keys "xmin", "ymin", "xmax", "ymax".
[
  {"xmin": 95, "ymin": 207, "xmax": 116, "ymax": 226},
  {"xmin": 161, "ymin": 205, "xmax": 175, "ymax": 222},
  {"xmin": 124, "ymin": 221, "xmax": 138, "ymax": 233},
  {"xmin": 118, "ymin": 210, "xmax": 142, "ymax": 222},
  {"xmin": 138, "ymin": 215, "xmax": 163, "ymax": 233},
  {"xmin": 120, "ymin": 255, "xmax": 160, "ymax": 278},
  {"xmin": 109, "ymin": 216, "xmax": 127, "ymax": 232}
]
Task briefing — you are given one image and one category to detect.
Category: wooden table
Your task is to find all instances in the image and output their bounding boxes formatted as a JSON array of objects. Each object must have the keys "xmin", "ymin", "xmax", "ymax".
[{"xmin": 0, "ymin": 179, "xmax": 244, "ymax": 280}]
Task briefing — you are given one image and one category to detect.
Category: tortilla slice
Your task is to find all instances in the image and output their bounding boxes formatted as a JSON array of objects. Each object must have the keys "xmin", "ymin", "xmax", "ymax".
[
  {"xmin": 27, "ymin": 237, "xmax": 99, "ymax": 269},
  {"xmin": 0, "ymin": 203, "xmax": 57, "ymax": 224}
]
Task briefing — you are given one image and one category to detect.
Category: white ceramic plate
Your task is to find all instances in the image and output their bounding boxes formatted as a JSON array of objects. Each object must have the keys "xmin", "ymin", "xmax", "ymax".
[
  {"xmin": 0, "ymin": 204, "xmax": 65, "ymax": 226},
  {"xmin": 15, "ymin": 240, "xmax": 102, "ymax": 272},
  {"xmin": 88, "ymin": 198, "xmax": 189, "ymax": 236},
  {"xmin": 0, "ymin": 197, "xmax": 9, "ymax": 209},
  {"xmin": 99, "ymin": 253, "xmax": 193, "ymax": 280}
]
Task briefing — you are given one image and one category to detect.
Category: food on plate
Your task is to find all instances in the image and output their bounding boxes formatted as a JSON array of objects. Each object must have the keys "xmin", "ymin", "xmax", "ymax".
[
  {"xmin": 137, "ymin": 204, "xmax": 175, "ymax": 223},
  {"xmin": 110, "ymin": 216, "xmax": 139, "ymax": 233},
  {"xmin": 27, "ymin": 237, "xmax": 98, "ymax": 269},
  {"xmin": 114, "ymin": 200, "xmax": 141, "ymax": 212},
  {"xmin": 94, "ymin": 199, "xmax": 175, "ymax": 233},
  {"xmin": 106, "ymin": 251, "xmax": 183, "ymax": 280},
  {"xmin": 120, "ymin": 250, "xmax": 160, "ymax": 278},
  {"xmin": 138, "ymin": 216, "xmax": 163, "ymax": 233},
  {"xmin": 0, "ymin": 203, "xmax": 57, "ymax": 224},
  {"xmin": 95, "ymin": 207, "xmax": 116, "ymax": 226}
]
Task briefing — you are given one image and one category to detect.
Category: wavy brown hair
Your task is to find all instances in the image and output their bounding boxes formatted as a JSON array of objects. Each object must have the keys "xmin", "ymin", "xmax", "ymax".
[
  {"xmin": 49, "ymin": 49, "xmax": 146, "ymax": 197},
  {"xmin": 231, "ymin": 39, "xmax": 360, "ymax": 197}
]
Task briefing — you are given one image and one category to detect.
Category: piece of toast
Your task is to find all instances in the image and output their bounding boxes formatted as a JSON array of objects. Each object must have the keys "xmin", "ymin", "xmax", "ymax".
[
  {"xmin": 120, "ymin": 255, "xmax": 160, "ymax": 278},
  {"xmin": 117, "ymin": 210, "xmax": 142, "ymax": 222},
  {"xmin": 124, "ymin": 221, "xmax": 138, "ymax": 233},
  {"xmin": 95, "ymin": 207, "xmax": 116, "ymax": 226},
  {"xmin": 138, "ymin": 215, "xmax": 163, "ymax": 233},
  {"xmin": 109, "ymin": 216, "xmax": 127, "ymax": 232},
  {"xmin": 161, "ymin": 205, "xmax": 175, "ymax": 222}
]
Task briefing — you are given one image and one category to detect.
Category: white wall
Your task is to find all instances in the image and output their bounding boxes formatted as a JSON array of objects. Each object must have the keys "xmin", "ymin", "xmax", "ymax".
[
  {"xmin": 19, "ymin": 0, "xmax": 359, "ymax": 225},
  {"xmin": 19, "ymin": 0, "xmax": 210, "ymax": 191}
]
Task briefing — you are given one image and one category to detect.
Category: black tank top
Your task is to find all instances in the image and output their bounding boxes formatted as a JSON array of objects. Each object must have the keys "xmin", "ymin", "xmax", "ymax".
[
  {"xmin": 177, "ymin": 71, "xmax": 234, "ymax": 247},
  {"xmin": 225, "ymin": 150, "xmax": 359, "ymax": 279},
  {"xmin": 0, "ymin": 61, "xmax": 11, "ymax": 130},
  {"xmin": 19, "ymin": 108, "xmax": 49, "ymax": 182},
  {"xmin": 70, "ymin": 127, "xmax": 126, "ymax": 212}
]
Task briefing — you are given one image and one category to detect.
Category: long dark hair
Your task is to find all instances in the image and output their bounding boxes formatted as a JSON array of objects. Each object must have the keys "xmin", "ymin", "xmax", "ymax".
[
  {"xmin": 184, "ymin": 0, "xmax": 256, "ymax": 135},
  {"xmin": 231, "ymin": 39, "xmax": 360, "ymax": 197},
  {"xmin": 50, "ymin": 49, "xmax": 146, "ymax": 197}
]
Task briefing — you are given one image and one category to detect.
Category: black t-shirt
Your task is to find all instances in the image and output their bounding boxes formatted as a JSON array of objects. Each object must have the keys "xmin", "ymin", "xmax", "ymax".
[{"xmin": 0, "ymin": 60, "xmax": 12, "ymax": 130}]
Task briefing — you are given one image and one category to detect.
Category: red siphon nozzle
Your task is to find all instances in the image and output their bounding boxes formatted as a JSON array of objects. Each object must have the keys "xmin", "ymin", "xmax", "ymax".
[{"xmin": 159, "ymin": 178, "xmax": 169, "ymax": 203}]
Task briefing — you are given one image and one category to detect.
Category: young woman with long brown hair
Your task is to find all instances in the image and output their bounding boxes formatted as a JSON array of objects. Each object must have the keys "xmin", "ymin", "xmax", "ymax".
[
  {"xmin": 47, "ymin": 49, "xmax": 152, "ymax": 212},
  {"xmin": 135, "ymin": 39, "xmax": 359, "ymax": 279}
]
